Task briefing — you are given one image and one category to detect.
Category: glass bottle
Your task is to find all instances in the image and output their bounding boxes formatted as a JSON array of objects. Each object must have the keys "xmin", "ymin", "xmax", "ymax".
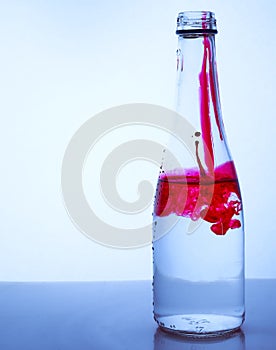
[{"xmin": 153, "ymin": 11, "xmax": 245, "ymax": 336}]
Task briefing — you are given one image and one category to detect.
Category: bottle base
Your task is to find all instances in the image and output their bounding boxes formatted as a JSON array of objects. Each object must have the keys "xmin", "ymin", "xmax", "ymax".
[{"xmin": 155, "ymin": 313, "xmax": 244, "ymax": 338}]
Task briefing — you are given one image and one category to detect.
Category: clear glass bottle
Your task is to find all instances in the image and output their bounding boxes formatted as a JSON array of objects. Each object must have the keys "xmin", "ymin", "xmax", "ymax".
[{"xmin": 153, "ymin": 11, "xmax": 245, "ymax": 336}]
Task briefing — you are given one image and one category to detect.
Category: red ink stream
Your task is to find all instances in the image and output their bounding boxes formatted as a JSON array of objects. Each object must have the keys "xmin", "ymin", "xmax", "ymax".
[{"xmin": 199, "ymin": 36, "xmax": 214, "ymax": 174}]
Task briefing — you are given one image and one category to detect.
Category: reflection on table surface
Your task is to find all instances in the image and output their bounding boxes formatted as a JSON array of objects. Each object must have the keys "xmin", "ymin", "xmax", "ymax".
[
  {"xmin": 154, "ymin": 328, "xmax": 245, "ymax": 350},
  {"xmin": 0, "ymin": 280, "xmax": 275, "ymax": 349}
]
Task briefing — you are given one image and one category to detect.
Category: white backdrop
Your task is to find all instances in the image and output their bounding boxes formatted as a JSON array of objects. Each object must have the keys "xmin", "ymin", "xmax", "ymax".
[{"xmin": 0, "ymin": 0, "xmax": 275, "ymax": 280}]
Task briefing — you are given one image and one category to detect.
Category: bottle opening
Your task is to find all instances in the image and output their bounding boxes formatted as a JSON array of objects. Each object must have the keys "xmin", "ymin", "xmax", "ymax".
[{"xmin": 176, "ymin": 11, "xmax": 217, "ymax": 35}]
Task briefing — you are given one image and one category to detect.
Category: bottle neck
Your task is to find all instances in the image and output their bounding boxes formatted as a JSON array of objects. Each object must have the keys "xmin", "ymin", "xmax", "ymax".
[{"xmin": 176, "ymin": 34, "xmax": 228, "ymax": 173}]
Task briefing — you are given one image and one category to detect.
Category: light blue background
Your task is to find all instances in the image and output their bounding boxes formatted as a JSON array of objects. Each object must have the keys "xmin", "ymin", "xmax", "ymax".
[{"xmin": 0, "ymin": 0, "xmax": 275, "ymax": 280}]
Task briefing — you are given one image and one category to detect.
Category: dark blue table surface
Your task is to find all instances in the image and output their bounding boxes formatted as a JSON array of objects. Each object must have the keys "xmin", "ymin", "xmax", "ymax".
[{"xmin": 0, "ymin": 280, "xmax": 275, "ymax": 349}]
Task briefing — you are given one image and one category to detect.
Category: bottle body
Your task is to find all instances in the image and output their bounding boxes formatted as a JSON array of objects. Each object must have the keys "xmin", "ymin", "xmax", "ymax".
[
  {"xmin": 153, "ymin": 215, "xmax": 245, "ymax": 335},
  {"xmin": 153, "ymin": 12, "xmax": 245, "ymax": 336}
]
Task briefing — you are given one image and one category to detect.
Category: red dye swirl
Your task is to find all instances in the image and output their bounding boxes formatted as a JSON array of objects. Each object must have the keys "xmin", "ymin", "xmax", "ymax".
[
  {"xmin": 155, "ymin": 34, "xmax": 242, "ymax": 235},
  {"xmin": 154, "ymin": 161, "xmax": 242, "ymax": 235}
]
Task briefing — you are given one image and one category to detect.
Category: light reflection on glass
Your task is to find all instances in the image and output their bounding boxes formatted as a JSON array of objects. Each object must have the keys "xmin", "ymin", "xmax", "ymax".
[{"xmin": 154, "ymin": 328, "xmax": 245, "ymax": 350}]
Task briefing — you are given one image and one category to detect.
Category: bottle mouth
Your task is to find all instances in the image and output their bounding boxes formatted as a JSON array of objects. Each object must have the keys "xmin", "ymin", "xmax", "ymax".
[{"xmin": 176, "ymin": 11, "xmax": 217, "ymax": 35}]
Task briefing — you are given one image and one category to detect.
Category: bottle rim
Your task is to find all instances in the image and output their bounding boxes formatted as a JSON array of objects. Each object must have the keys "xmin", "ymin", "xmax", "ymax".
[{"xmin": 176, "ymin": 11, "xmax": 217, "ymax": 35}]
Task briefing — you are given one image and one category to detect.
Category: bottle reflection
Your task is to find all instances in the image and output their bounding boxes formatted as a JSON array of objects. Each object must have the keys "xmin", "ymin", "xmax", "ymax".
[{"xmin": 154, "ymin": 328, "xmax": 245, "ymax": 350}]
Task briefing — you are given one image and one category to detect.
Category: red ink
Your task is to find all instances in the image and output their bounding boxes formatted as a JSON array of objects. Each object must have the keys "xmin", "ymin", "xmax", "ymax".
[
  {"xmin": 199, "ymin": 37, "xmax": 214, "ymax": 173},
  {"xmin": 205, "ymin": 38, "xmax": 224, "ymax": 141},
  {"xmin": 157, "ymin": 33, "xmax": 241, "ymax": 236},
  {"xmin": 199, "ymin": 36, "xmax": 225, "ymax": 174},
  {"xmin": 154, "ymin": 161, "xmax": 242, "ymax": 235}
]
